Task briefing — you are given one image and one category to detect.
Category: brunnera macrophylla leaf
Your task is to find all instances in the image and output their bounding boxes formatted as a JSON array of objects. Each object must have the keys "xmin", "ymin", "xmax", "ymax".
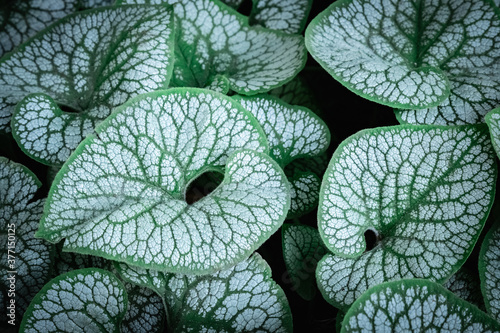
[
  {"xmin": 37, "ymin": 88, "xmax": 291, "ymax": 275},
  {"xmin": 0, "ymin": 157, "xmax": 53, "ymax": 323},
  {"xmin": 479, "ymin": 221, "xmax": 500, "ymax": 322},
  {"xmin": 341, "ymin": 279, "xmax": 500, "ymax": 333},
  {"xmin": 486, "ymin": 107, "xmax": 500, "ymax": 160},
  {"xmin": 268, "ymin": 75, "xmax": 321, "ymax": 116},
  {"xmin": 51, "ymin": 241, "xmax": 114, "ymax": 277},
  {"xmin": 122, "ymin": 283, "xmax": 165, "ymax": 333},
  {"xmin": 20, "ymin": 268, "xmax": 128, "ymax": 332},
  {"xmin": 233, "ymin": 95, "xmax": 330, "ymax": 218},
  {"xmin": 282, "ymin": 223, "xmax": 327, "ymax": 301},
  {"xmin": 444, "ymin": 266, "xmax": 484, "ymax": 311},
  {"xmin": 317, "ymin": 125, "xmax": 497, "ymax": 310},
  {"xmin": 249, "ymin": 0, "xmax": 313, "ymax": 34},
  {"xmin": 233, "ymin": 95, "xmax": 330, "ymax": 167},
  {"xmin": 0, "ymin": 0, "xmax": 79, "ymax": 59},
  {"xmin": 116, "ymin": 253, "xmax": 293, "ymax": 333},
  {"xmin": 307, "ymin": 0, "xmax": 500, "ymax": 119},
  {"xmin": 119, "ymin": 0, "xmax": 307, "ymax": 95},
  {"xmin": 4, "ymin": 5, "xmax": 175, "ymax": 165}
]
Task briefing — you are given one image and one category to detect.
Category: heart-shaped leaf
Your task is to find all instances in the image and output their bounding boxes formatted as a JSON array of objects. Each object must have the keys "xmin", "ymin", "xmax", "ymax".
[
  {"xmin": 341, "ymin": 279, "xmax": 500, "ymax": 332},
  {"xmin": 37, "ymin": 88, "xmax": 290, "ymax": 275},
  {"xmin": 5, "ymin": 5, "xmax": 175, "ymax": 166},
  {"xmin": 120, "ymin": 0, "xmax": 306, "ymax": 95},
  {"xmin": 282, "ymin": 223, "xmax": 327, "ymax": 300},
  {"xmin": 116, "ymin": 253, "xmax": 293, "ymax": 332},
  {"xmin": 249, "ymin": 0, "xmax": 313, "ymax": 34},
  {"xmin": 306, "ymin": 0, "xmax": 500, "ymax": 120},
  {"xmin": 0, "ymin": 157, "xmax": 53, "ymax": 324},
  {"xmin": 479, "ymin": 220, "xmax": 500, "ymax": 322},
  {"xmin": 234, "ymin": 94, "xmax": 329, "ymax": 217},
  {"xmin": 317, "ymin": 125, "xmax": 496, "ymax": 309},
  {"xmin": 486, "ymin": 107, "xmax": 500, "ymax": 159},
  {"xmin": 20, "ymin": 268, "xmax": 128, "ymax": 332}
]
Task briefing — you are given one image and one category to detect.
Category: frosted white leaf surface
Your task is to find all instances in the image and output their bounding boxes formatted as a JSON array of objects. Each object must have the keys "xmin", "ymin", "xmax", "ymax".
[
  {"xmin": 4, "ymin": 5, "xmax": 174, "ymax": 165},
  {"xmin": 306, "ymin": 0, "xmax": 500, "ymax": 123},
  {"xmin": 341, "ymin": 279, "xmax": 500, "ymax": 332},
  {"xmin": 121, "ymin": 0, "xmax": 306, "ymax": 94},
  {"xmin": 317, "ymin": 125, "xmax": 496, "ymax": 309},
  {"xmin": 117, "ymin": 253, "xmax": 292, "ymax": 332},
  {"xmin": 250, "ymin": 0, "xmax": 313, "ymax": 34},
  {"xmin": 37, "ymin": 89, "xmax": 290, "ymax": 274},
  {"xmin": 0, "ymin": 158, "xmax": 53, "ymax": 323},
  {"xmin": 20, "ymin": 268, "xmax": 127, "ymax": 332}
]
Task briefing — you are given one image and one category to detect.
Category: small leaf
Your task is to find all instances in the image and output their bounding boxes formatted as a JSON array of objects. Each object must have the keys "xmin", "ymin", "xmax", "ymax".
[
  {"xmin": 121, "ymin": 284, "xmax": 165, "ymax": 333},
  {"xmin": 306, "ymin": 0, "xmax": 500, "ymax": 120},
  {"xmin": 341, "ymin": 279, "xmax": 500, "ymax": 332},
  {"xmin": 282, "ymin": 223, "xmax": 327, "ymax": 300},
  {"xmin": 249, "ymin": 0, "xmax": 313, "ymax": 34},
  {"xmin": 444, "ymin": 267, "xmax": 484, "ymax": 310},
  {"xmin": 4, "ymin": 5, "xmax": 175, "ymax": 165},
  {"xmin": 121, "ymin": 0, "xmax": 307, "ymax": 94},
  {"xmin": 486, "ymin": 107, "xmax": 500, "ymax": 159},
  {"xmin": 20, "ymin": 268, "xmax": 128, "ymax": 332},
  {"xmin": 37, "ymin": 89, "xmax": 290, "ymax": 275},
  {"xmin": 0, "ymin": 157, "xmax": 53, "ymax": 323},
  {"xmin": 116, "ymin": 253, "xmax": 293, "ymax": 332},
  {"xmin": 234, "ymin": 95, "xmax": 330, "ymax": 217},
  {"xmin": 479, "ymin": 220, "xmax": 500, "ymax": 322},
  {"xmin": 268, "ymin": 75, "xmax": 321, "ymax": 115},
  {"xmin": 317, "ymin": 125, "xmax": 496, "ymax": 309}
]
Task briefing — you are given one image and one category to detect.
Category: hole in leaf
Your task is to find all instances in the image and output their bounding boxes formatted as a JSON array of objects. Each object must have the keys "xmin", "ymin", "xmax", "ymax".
[
  {"xmin": 58, "ymin": 103, "xmax": 80, "ymax": 113},
  {"xmin": 185, "ymin": 171, "xmax": 223, "ymax": 205},
  {"xmin": 364, "ymin": 229, "xmax": 378, "ymax": 252}
]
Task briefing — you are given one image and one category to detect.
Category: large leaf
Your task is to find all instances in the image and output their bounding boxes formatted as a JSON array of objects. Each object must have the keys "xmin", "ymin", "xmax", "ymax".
[
  {"xmin": 119, "ymin": 0, "xmax": 307, "ymax": 95},
  {"xmin": 479, "ymin": 220, "xmax": 500, "ymax": 322},
  {"xmin": 0, "ymin": 157, "xmax": 53, "ymax": 324},
  {"xmin": 116, "ymin": 253, "xmax": 293, "ymax": 332},
  {"xmin": 306, "ymin": 0, "xmax": 500, "ymax": 124},
  {"xmin": 341, "ymin": 279, "xmax": 500, "ymax": 332},
  {"xmin": 249, "ymin": 0, "xmax": 313, "ymax": 34},
  {"xmin": 282, "ymin": 223, "xmax": 327, "ymax": 301},
  {"xmin": 4, "ymin": 5, "xmax": 175, "ymax": 165},
  {"xmin": 37, "ymin": 88, "xmax": 290, "ymax": 275},
  {"xmin": 317, "ymin": 125, "xmax": 496, "ymax": 309},
  {"xmin": 234, "ymin": 94, "xmax": 329, "ymax": 217},
  {"xmin": 20, "ymin": 268, "xmax": 128, "ymax": 332}
]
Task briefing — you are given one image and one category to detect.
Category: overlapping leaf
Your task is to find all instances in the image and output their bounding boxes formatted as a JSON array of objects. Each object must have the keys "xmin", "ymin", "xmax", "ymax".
[
  {"xmin": 269, "ymin": 76, "xmax": 320, "ymax": 115},
  {"xmin": 4, "ymin": 5, "xmax": 175, "ymax": 166},
  {"xmin": 486, "ymin": 107, "xmax": 500, "ymax": 159},
  {"xmin": 249, "ymin": 0, "xmax": 312, "ymax": 34},
  {"xmin": 122, "ymin": 283, "xmax": 165, "ymax": 333},
  {"xmin": 116, "ymin": 253, "xmax": 293, "ymax": 332},
  {"xmin": 37, "ymin": 89, "xmax": 290, "ymax": 275},
  {"xmin": 317, "ymin": 125, "xmax": 496, "ymax": 309},
  {"xmin": 479, "ymin": 221, "xmax": 500, "ymax": 322},
  {"xmin": 20, "ymin": 268, "xmax": 128, "ymax": 332},
  {"xmin": 306, "ymin": 0, "xmax": 500, "ymax": 125},
  {"xmin": 120, "ymin": 0, "xmax": 306, "ymax": 95},
  {"xmin": 444, "ymin": 267, "xmax": 484, "ymax": 310},
  {"xmin": 234, "ymin": 95, "xmax": 329, "ymax": 217},
  {"xmin": 0, "ymin": 0, "xmax": 78, "ymax": 58},
  {"xmin": 341, "ymin": 279, "xmax": 500, "ymax": 332},
  {"xmin": 282, "ymin": 223, "xmax": 327, "ymax": 300},
  {"xmin": 0, "ymin": 158, "xmax": 53, "ymax": 323}
]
